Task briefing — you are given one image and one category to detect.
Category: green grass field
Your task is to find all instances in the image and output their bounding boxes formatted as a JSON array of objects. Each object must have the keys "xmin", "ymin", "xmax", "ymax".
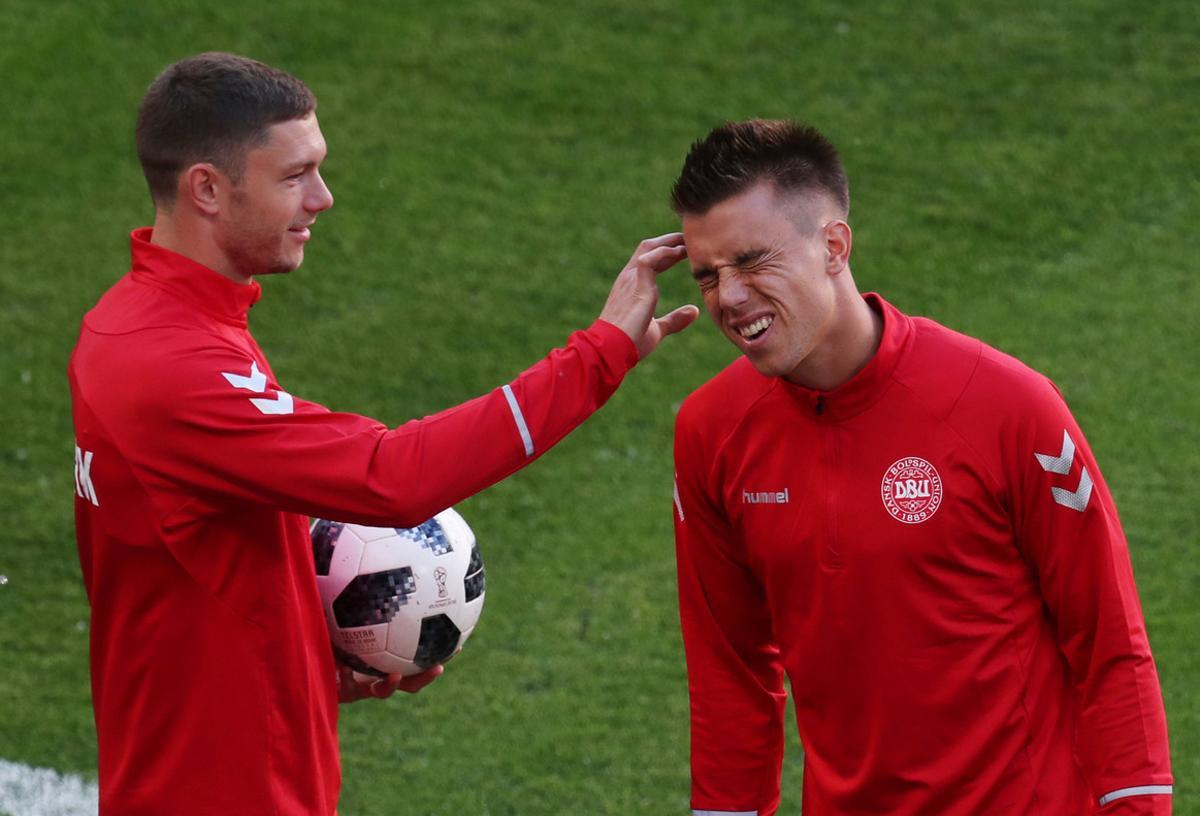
[{"xmin": 1, "ymin": 1, "xmax": 1196, "ymax": 813}]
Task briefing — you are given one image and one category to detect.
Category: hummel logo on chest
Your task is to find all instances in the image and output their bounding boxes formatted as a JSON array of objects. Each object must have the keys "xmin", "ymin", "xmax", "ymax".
[{"xmin": 743, "ymin": 488, "xmax": 790, "ymax": 505}]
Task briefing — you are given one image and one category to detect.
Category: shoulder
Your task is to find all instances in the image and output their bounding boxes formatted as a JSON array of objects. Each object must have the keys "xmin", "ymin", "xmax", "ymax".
[
  {"xmin": 893, "ymin": 316, "xmax": 984, "ymax": 410},
  {"xmin": 73, "ymin": 316, "xmax": 258, "ymax": 418},
  {"xmin": 76, "ymin": 272, "xmax": 253, "ymax": 379},
  {"xmin": 81, "ymin": 273, "xmax": 201, "ymax": 337},
  {"xmin": 958, "ymin": 329, "xmax": 1066, "ymax": 421},
  {"xmin": 895, "ymin": 314, "xmax": 1062, "ymax": 418},
  {"xmin": 675, "ymin": 357, "xmax": 779, "ymax": 473},
  {"xmin": 677, "ymin": 356, "xmax": 776, "ymax": 433},
  {"xmin": 894, "ymin": 314, "xmax": 1073, "ymax": 460}
]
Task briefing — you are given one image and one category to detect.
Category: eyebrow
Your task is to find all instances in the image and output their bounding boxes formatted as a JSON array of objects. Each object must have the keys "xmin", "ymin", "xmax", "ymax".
[
  {"xmin": 282, "ymin": 146, "xmax": 328, "ymax": 175},
  {"xmin": 284, "ymin": 160, "xmax": 320, "ymax": 174},
  {"xmin": 692, "ymin": 246, "xmax": 772, "ymax": 280}
]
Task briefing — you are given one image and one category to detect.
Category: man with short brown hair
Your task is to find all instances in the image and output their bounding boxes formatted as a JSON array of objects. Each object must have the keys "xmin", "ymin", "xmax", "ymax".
[{"xmin": 69, "ymin": 52, "xmax": 697, "ymax": 814}]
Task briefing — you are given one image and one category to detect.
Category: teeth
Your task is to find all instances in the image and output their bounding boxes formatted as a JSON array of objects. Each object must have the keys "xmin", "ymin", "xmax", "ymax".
[{"xmin": 738, "ymin": 316, "xmax": 773, "ymax": 339}]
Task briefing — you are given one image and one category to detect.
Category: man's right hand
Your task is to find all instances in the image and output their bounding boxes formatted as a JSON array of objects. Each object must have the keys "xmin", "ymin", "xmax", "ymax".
[{"xmin": 598, "ymin": 233, "xmax": 699, "ymax": 359}]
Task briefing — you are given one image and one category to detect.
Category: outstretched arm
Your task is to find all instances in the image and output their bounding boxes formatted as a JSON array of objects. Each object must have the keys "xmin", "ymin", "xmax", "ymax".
[{"xmin": 95, "ymin": 235, "xmax": 697, "ymax": 528}]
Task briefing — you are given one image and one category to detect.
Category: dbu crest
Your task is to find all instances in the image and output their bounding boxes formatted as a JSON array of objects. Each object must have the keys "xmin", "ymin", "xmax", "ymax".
[{"xmin": 881, "ymin": 457, "xmax": 943, "ymax": 524}]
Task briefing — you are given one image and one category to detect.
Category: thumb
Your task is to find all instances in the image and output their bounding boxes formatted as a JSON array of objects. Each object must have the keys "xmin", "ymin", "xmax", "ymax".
[{"xmin": 654, "ymin": 304, "xmax": 701, "ymax": 338}]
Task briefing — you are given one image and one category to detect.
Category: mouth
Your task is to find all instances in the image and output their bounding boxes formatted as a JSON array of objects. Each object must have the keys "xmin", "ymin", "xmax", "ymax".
[
  {"xmin": 733, "ymin": 314, "xmax": 774, "ymax": 343},
  {"xmin": 288, "ymin": 224, "xmax": 312, "ymax": 242}
]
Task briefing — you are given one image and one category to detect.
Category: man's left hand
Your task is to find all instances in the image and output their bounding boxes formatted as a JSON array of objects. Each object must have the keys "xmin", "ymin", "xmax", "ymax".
[{"xmin": 337, "ymin": 663, "xmax": 444, "ymax": 703}]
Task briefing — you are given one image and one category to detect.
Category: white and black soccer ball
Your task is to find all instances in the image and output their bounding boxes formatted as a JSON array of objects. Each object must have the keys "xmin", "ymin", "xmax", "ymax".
[{"xmin": 311, "ymin": 509, "xmax": 485, "ymax": 677}]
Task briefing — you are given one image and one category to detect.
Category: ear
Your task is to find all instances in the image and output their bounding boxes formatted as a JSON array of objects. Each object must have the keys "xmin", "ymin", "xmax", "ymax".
[
  {"xmin": 823, "ymin": 220, "xmax": 852, "ymax": 275},
  {"xmin": 180, "ymin": 163, "xmax": 225, "ymax": 217}
]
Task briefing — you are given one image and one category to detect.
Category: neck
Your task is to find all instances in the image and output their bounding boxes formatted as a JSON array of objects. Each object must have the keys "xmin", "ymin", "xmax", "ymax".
[
  {"xmin": 150, "ymin": 210, "xmax": 251, "ymax": 285},
  {"xmin": 785, "ymin": 284, "xmax": 883, "ymax": 392}
]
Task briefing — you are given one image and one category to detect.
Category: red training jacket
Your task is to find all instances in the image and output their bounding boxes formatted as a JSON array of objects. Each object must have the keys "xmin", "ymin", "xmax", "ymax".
[
  {"xmin": 673, "ymin": 294, "xmax": 1172, "ymax": 816},
  {"xmin": 69, "ymin": 228, "xmax": 638, "ymax": 815}
]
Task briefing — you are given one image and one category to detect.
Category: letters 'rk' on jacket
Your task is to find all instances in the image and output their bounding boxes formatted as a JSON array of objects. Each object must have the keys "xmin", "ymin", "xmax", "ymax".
[
  {"xmin": 673, "ymin": 294, "xmax": 1172, "ymax": 816},
  {"xmin": 69, "ymin": 228, "xmax": 638, "ymax": 815}
]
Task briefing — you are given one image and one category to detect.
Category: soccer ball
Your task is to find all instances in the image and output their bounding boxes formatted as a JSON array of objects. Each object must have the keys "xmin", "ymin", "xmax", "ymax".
[{"xmin": 311, "ymin": 508, "xmax": 485, "ymax": 677}]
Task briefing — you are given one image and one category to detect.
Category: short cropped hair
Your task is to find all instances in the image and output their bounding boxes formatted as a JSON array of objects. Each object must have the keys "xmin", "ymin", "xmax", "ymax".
[
  {"xmin": 135, "ymin": 52, "xmax": 316, "ymax": 206},
  {"xmin": 671, "ymin": 119, "xmax": 849, "ymax": 217}
]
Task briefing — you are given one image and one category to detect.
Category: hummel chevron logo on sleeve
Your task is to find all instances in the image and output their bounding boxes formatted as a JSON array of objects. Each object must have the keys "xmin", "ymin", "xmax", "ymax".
[
  {"xmin": 1034, "ymin": 429, "xmax": 1075, "ymax": 475},
  {"xmin": 221, "ymin": 361, "xmax": 267, "ymax": 392},
  {"xmin": 249, "ymin": 391, "xmax": 295, "ymax": 415},
  {"xmin": 74, "ymin": 444, "xmax": 99, "ymax": 507},
  {"xmin": 1051, "ymin": 468, "xmax": 1093, "ymax": 513},
  {"xmin": 221, "ymin": 361, "xmax": 295, "ymax": 416},
  {"xmin": 1034, "ymin": 429, "xmax": 1092, "ymax": 512}
]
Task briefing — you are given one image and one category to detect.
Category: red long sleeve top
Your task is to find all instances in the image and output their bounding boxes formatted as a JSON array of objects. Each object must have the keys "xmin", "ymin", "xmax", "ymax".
[
  {"xmin": 69, "ymin": 228, "xmax": 638, "ymax": 815},
  {"xmin": 673, "ymin": 294, "xmax": 1171, "ymax": 816}
]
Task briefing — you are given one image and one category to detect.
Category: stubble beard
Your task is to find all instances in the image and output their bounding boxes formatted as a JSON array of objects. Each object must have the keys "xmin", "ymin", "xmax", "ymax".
[
  {"xmin": 221, "ymin": 194, "xmax": 302, "ymax": 278},
  {"xmin": 224, "ymin": 233, "xmax": 295, "ymax": 278}
]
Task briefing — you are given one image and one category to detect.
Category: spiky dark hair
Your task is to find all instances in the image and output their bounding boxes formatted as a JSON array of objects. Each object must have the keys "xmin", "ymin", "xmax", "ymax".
[{"xmin": 671, "ymin": 119, "xmax": 849, "ymax": 216}]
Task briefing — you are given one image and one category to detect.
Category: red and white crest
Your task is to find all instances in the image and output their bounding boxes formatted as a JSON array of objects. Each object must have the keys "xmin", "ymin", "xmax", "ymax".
[{"xmin": 881, "ymin": 457, "xmax": 943, "ymax": 524}]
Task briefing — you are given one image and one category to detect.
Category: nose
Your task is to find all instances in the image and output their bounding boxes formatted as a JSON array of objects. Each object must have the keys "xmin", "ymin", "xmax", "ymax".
[
  {"xmin": 716, "ymin": 268, "xmax": 751, "ymax": 309},
  {"xmin": 307, "ymin": 171, "xmax": 334, "ymax": 213}
]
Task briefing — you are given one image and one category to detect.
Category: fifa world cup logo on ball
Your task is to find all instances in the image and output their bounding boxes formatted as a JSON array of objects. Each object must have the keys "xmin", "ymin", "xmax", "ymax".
[{"xmin": 434, "ymin": 566, "xmax": 449, "ymax": 599}]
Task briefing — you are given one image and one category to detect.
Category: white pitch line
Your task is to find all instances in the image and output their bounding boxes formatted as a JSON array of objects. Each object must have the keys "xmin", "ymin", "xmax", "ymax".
[{"xmin": 0, "ymin": 760, "xmax": 97, "ymax": 816}]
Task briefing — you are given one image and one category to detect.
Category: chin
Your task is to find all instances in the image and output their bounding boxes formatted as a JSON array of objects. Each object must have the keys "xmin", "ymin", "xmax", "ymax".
[
  {"xmin": 264, "ymin": 253, "xmax": 303, "ymax": 276},
  {"xmin": 744, "ymin": 348, "xmax": 806, "ymax": 380},
  {"xmin": 745, "ymin": 355, "xmax": 784, "ymax": 378}
]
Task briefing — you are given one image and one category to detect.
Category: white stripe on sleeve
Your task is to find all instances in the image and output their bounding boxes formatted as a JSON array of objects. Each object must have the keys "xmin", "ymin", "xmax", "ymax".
[
  {"xmin": 501, "ymin": 384, "xmax": 534, "ymax": 457},
  {"xmin": 1097, "ymin": 785, "xmax": 1173, "ymax": 806},
  {"xmin": 693, "ymin": 811, "xmax": 757, "ymax": 816},
  {"xmin": 673, "ymin": 476, "xmax": 686, "ymax": 522}
]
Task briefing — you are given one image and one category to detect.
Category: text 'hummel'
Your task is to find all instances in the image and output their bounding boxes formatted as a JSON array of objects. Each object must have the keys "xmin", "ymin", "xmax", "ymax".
[{"xmin": 743, "ymin": 488, "xmax": 789, "ymax": 505}]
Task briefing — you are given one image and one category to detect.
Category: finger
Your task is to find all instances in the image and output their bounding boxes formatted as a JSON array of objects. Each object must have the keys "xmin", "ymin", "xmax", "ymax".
[
  {"xmin": 637, "ymin": 232, "xmax": 686, "ymax": 252},
  {"xmin": 337, "ymin": 666, "xmax": 360, "ymax": 698},
  {"xmin": 338, "ymin": 667, "xmax": 377, "ymax": 703},
  {"xmin": 368, "ymin": 673, "xmax": 404, "ymax": 699},
  {"xmin": 634, "ymin": 244, "xmax": 689, "ymax": 274},
  {"xmin": 398, "ymin": 664, "xmax": 445, "ymax": 693},
  {"xmin": 654, "ymin": 304, "xmax": 701, "ymax": 338}
]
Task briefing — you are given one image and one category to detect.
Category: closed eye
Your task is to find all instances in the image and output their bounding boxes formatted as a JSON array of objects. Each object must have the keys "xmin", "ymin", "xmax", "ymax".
[
  {"xmin": 692, "ymin": 267, "xmax": 718, "ymax": 290},
  {"xmin": 734, "ymin": 247, "xmax": 777, "ymax": 270}
]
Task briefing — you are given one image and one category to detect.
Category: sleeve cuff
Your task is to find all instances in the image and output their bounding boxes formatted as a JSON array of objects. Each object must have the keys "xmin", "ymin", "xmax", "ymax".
[{"xmin": 589, "ymin": 319, "xmax": 640, "ymax": 371}]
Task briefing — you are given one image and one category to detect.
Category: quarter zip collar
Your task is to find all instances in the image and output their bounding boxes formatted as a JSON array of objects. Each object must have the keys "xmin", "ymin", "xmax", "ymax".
[
  {"xmin": 780, "ymin": 293, "xmax": 912, "ymax": 421},
  {"xmin": 128, "ymin": 227, "xmax": 262, "ymax": 327}
]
